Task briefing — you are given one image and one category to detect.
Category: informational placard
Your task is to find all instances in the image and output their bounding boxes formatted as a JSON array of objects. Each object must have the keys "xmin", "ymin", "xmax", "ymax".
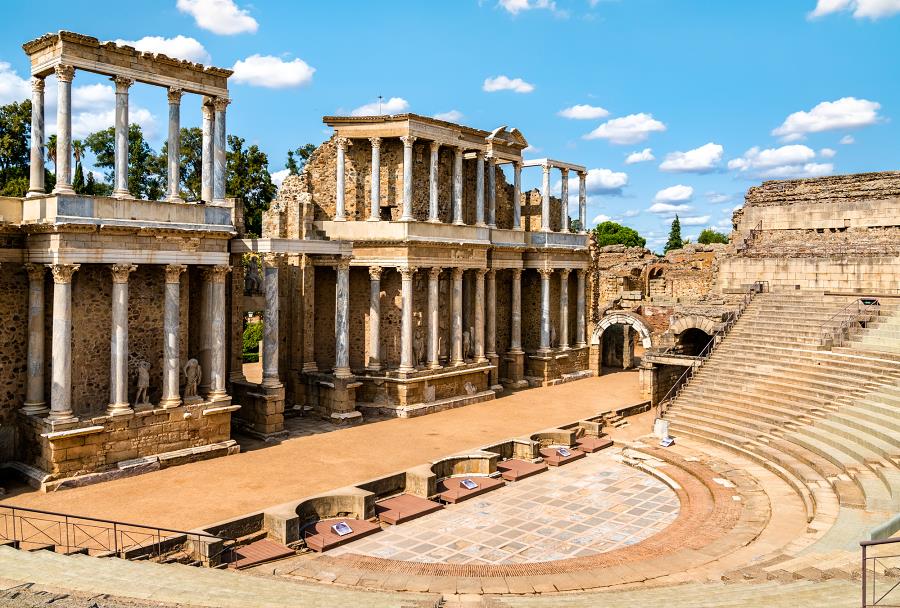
[
  {"xmin": 331, "ymin": 521, "xmax": 353, "ymax": 536},
  {"xmin": 557, "ymin": 447, "xmax": 572, "ymax": 458},
  {"xmin": 459, "ymin": 478, "xmax": 478, "ymax": 490}
]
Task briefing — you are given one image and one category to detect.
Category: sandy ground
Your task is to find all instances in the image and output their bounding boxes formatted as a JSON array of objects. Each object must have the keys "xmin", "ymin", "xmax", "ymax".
[{"xmin": 1, "ymin": 371, "xmax": 643, "ymax": 531}]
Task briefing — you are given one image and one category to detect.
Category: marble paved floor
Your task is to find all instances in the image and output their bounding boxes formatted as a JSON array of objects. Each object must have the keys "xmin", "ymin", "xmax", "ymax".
[{"xmin": 329, "ymin": 452, "xmax": 679, "ymax": 565}]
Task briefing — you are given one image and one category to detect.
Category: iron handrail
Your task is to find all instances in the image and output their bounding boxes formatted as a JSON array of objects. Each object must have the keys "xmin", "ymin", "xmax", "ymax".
[
  {"xmin": 820, "ymin": 298, "xmax": 881, "ymax": 348},
  {"xmin": 862, "ymin": 536, "xmax": 900, "ymax": 607}
]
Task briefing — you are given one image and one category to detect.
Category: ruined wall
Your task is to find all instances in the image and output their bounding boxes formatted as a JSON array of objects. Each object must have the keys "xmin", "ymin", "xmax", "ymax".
[{"xmin": 0, "ymin": 265, "xmax": 28, "ymax": 426}]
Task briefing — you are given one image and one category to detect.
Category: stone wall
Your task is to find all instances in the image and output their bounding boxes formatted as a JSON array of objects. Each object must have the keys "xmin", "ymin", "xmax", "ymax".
[{"xmin": 0, "ymin": 265, "xmax": 28, "ymax": 426}]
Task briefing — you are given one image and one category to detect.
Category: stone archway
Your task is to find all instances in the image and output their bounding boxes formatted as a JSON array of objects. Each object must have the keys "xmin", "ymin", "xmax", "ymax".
[
  {"xmin": 669, "ymin": 315, "xmax": 718, "ymax": 337},
  {"xmin": 590, "ymin": 312, "xmax": 653, "ymax": 374}
]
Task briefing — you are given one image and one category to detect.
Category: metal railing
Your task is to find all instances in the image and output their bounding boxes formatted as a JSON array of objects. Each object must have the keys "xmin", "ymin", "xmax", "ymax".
[
  {"xmin": 656, "ymin": 281, "xmax": 768, "ymax": 418},
  {"xmin": 820, "ymin": 298, "xmax": 882, "ymax": 348},
  {"xmin": 0, "ymin": 505, "xmax": 235, "ymax": 567},
  {"xmin": 862, "ymin": 537, "xmax": 900, "ymax": 607}
]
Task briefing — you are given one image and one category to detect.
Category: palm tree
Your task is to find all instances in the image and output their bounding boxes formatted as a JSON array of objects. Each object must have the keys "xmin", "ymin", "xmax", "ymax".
[{"xmin": 45, "ymin": 134, "xmax": 57, "ymax": 173}]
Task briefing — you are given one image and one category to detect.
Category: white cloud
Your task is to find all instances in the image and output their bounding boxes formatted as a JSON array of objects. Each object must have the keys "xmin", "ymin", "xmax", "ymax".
[
  {"xmin": 759, "ymin": 163, "xmax": 834, "ymax": 178},
  {"xmin": 728, "ymin": 144, "xmax": 833, "ymax": 178},
  {"xmin": 498, "ymin": 0, "xmax": 563, "ymax": 15},
  {"xmin": 819, "ymin": 147, "xmax": 837, "ymax": 158},
  {"xmin": 648, "ymin": 202, "xmax": 692, "ymax": 214},
  {"xmin": 0, "ymin": 62, "xmax": 31, "ymax": 105},
  {"xmin": 270, "ymin": 169, "xmax": 289, "ymax": 189},
  {"xmin": 772, "ymin": 97, "xmax": 882, "ymax": 141},
  {"xmin": 71, "ymin": 83, "xmax": 113, "ymax": 111},
  {"xmin": 560, "ymin": 168, "xmax": 629, "ymax": 196},
  {"xmin": 591, "ymin": 213, "xmax": 612, "ymax": 224},
  {"xmin": 706, "ymin": 191, "xmax": 733, "ymax": 204},
  {"xmin": 114, "ymin": 35, "xmax": 211, "ymax": 64},
  {"xmin": 523, "ymin": 145, "xmax": 541, "ymax": 155},
  {"xmin": 434, "ymin": 110, "xmax": 463, "ymax": 122},
  {"xmin": 70, "ymin": 106, "xmax": 157, "ymax": 139},
  {"xmin": 483, "ymin": 75, "xmax": 535, "ymax": 93},
  {"xmin": 176, "ymin": 0, "xmax": 258, "ymax": 35},
  {"xmin": 231, "ymin": 55, "xmax": 315, "ymax": 88},
  {"xmin": 840, "ymin": 134, "xmax": 855, "ymax": 144},
  {"xmin": 625, "ymin": 148, "xmax": 654, "ymax": 164},
  {"xmin": 623, "ymin": 209, "xmax": 640, "ymax": 217},
  {"xmin": 558, "ymin": 104, "xmax": 609, "ymax": 120},
  {"xmin": 40, "ymin": 78, "xmax": 157, "ymax": 139},
  {"xmin": 809, "ymin": 0, "xmax": 900, "ymax": 20},
  {"xmin": 680, "ymin": 215, "xmax": 711, "ymax": 226},
  {"xmin": 351, "ymin": 97, "xmax": 409, "ymax": 116},
  {"xmin": 659, "ymin": 142, "xmax": 723, "ymax": 173},
  {"xmin": 653, "ymin": 184, "xmax": 694, "ymax": 203},
  {"xmin": 583, "ymin": 113, "xmax": 666, "ymax": 144}
]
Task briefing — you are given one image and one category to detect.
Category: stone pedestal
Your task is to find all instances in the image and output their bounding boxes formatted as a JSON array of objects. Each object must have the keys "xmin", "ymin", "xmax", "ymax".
[
  {"xmin": 231, "ymin": 381, "xmax": 285, "ymax": 438},
  {"xmin": 503, "ymin": 350, "xmax": 527, "ymax": 389}
]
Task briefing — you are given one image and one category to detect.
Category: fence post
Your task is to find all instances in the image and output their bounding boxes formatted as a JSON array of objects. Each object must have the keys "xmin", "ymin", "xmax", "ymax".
[{"xmin": 861, "ymin": 543, "xmax": 867, "ymax": 608}]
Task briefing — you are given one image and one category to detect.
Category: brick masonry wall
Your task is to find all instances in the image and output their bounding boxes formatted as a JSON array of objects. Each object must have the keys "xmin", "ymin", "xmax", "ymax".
[{"xmin": 0, "ymin": 264, "xmax": 28, "ymax": 425}]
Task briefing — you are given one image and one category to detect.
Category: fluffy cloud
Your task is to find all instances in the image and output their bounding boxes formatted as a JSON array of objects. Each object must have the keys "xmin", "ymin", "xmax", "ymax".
[
  {"xmin": 625, "ymin": 148, "xmax": 654, "ymax": 164},
  {"xmin": 728, "ymin": 144, "xmax": 833, "ymax": 178},
  {"xmin": 648, "ymin": 202, "xmax": 692, "ymax": 214},
  {"xmin": 622, "ymin": 209, "xmax": 640, "ymax": 217},
  {"xmin": 270, "ymin": 169, "xmax": 289, "ymax": 189},
  {"xmin": 231, "ymin": 55, "xmax": 315, "ymax": 88},
  {"xmin": 560, "ymin": 168, "xmax": 629, "ymax": 197},
  {"xmin": 176, "ymin": 0, "xmax": 258, "ymax": 35},
  {"xmin": 0, "ymin": 62, "xmax": 31, "ymax": 105},
  {"xmin": 809, "ymin": 0, "xmax": 900, "ymax": 19},
  {"xmin": 705, "ymin": 191, "xmax": 733, "ymax": 204},
  {"xmin": 819, "ymin": 147, "xmax": 837, "ymax": 158},
  {"xmin": 591, "ymin": 213, "xmax": 612, "ymax": 224},
  {"xmin": 653, "ymin": 184, "xmax": 694, "ymax": 203},
  {"xmin": 558, "ymin": 104, "xmax": 609, "ymax": 120},
  {"xmin": 680, "ymin": 215, "xmax": 711, "ymax": 226},
  {"xmin": 659, "ymin": 142, "xmax": 723, "ymax": 173},
  {"xmin": 351, "ymin": 97, "xmax": 409, "ymax": 116},
  {"xmin": 583, "ymin": 113, "xmax": 666, "ymax": 144},
  {"xmin": 37, "ymin": 77, "xmax": 157, "ymax": 139},
  {"xmin": 772, "ymin": 97, "xmax": 882, "ymax": 141},
  {"xmin": 433, "ymin": 110, "xmax": 463, "ymax": 122},
  {"xmin": 71, "ymin": 107, "xmax": 157, "ymax": 139},
  {"xmin": 483, "ymin": 75, "xmax": 535, "ymax": 93},
  {"xmin": 114, "ymin": 35, "xmax": 210, "ymax": 64},
  {"xmin": 840, "ymin": 134, "xmax": 855, "ymax": 144},
  {"xmin": 498, "ymin": 0, "xmax": 563, "ymax": 15},
  {"xmin": 71, "ymin": 83, "xmax": 114, "ymax": 111},
  {"xmin": 758, "ymin": 163, "xmax": 833, "ymax": 178}
]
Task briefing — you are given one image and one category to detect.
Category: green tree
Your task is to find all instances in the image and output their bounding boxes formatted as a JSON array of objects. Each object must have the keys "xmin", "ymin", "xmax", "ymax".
[
  {"xmin": 158, "ymin": 127, "xmax": 203, "ymax": 200},
  {"xmin": 286, "ymin": 143, "xmax": 316, "ymax": 175},
  {"xmin": 591, "ymin": 220, "xmax": 646, "ymax": 248},
  {"xmin": 227, "ymin": 135, "xmax": 276, "ymax": 237},
  {"xmin": 46, "ymin": 133, "xmax": 57, "ymax": 174},
  {"xmin": 72, "ymin": 139, "xmax": 85, "ymax": 194},
  {"xmin": 664, "ymin": 215, "xmax": 683, "ymax": 253},
  {"xmin": 85, "ymin": 124, "xmax": 164, "ymax": 200},
  {"xmin": 697, "ymin": 228, "xmax": 729, "ymax": 244},
  {"xmin": 0, "ymin": 99, "xmax": 32, "ymax": 195}
]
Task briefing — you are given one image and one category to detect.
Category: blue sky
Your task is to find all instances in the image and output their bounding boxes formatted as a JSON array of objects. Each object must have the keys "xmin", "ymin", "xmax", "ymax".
[{"xmin": 1, "ymin": 0, "xmax": 898, "ymax": 250}]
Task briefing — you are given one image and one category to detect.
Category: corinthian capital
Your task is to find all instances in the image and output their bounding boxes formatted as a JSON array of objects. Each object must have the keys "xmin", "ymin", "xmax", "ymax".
[
  {"xmin": 202, "ymin": 264, "xmax": 232, "ymax": 283},
  {"xmin": 369, "ymin": 266, "xmax": 383, "ymax": 281},
  {"xmin": 400, "ymin": 135, "xmax": 417, "ymax": 148},
  {"xmin": 164, "ymin": 264, "xmax": 186, "ymax": 284},
  {"xmin": 24, "ymin": 263, "xmax": 45, "ymax": 283},
  {"xmin": 212, "ymin": 97, "xmax": 231, "ymax": 112},
  {"xmin": 54, "ymin": 64, "xmax": 75, "ymax": 83},
  {"xmin": 369, "ymin": 137, "xmax": 382, "ymax": 150},
  {"xmin": 110, "ymin": 264, "xmax": 138, "ymax": 284},
  {"xmin": 31, "ymin": 77, "xmax": 45, "ymax": 93},
  {"xmin": 48, "ymin": 263, "xmax": 79, "ymax": 284},
  {"xmin": 398, "ymin": 265, "xmax": 418, "ymax": 280},
  {"xmin": 537, "ymin": 267, "xmax": 555, "ymax": 279},
  {"xmin": 335, "ymin": 137, "xmax": 351, "ymax": 152},
  {"xmin": 167, "ymin": 87, "xmax": 183, "ymax": 104},
  {"xmin": 112, "ymin": 75, "xmax": 134, "ymax": 92}
]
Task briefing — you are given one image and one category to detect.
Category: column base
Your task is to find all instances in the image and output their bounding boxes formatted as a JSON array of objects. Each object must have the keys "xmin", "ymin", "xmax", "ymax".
[
  {"xmin": 112, "ymin": 189, "xmax": 131, "ymax": 199},
  {"xmin": 302, "ymin": 362, "xmax": 319, "ymax": 373},
  {"xmin": 106, "ymin": 403, "xmax": 134, "ymax": 416},
  {"xmin": 47, "ymin": 410, "xmax": 78, "ymax": 424},
  {"xmin": 428, "ymin": 362, "xmax": 442, "ymax": 370},
  {"xmin": 451, "ymin": 359, "xmax": 465, "ymax": 367},
  {"xmin": 207, "ymin": 391, "xmax": 230, "ymax": 403},
  {"xmin": 209, "ymin": 199, "xmax": 228, "ymax": 207},
  {"xmin": 365, "ymin": 364, "xmax": 382, "ymax": 372},
  {"xmin": 476, "ymin": 357, "xmax": 488, "ymax": 364},
  {"xmin": 426, "ymin": 218, "xmax": 441, "ymax": 224},
  {"xmin": 512, "ymin": 226, "xmax": 524, "ymax": 231},
  {"xmin": 575, "ymin": 342, "xmax": 587, "ymax": 349},
  {"xmin": 540, "ymin": 227, "xmax": 551, "ymax": 233},
  {"xmin": 26, "ymin": 189, "xmax": 46, "ymax": 199},
  {"xmin": 158, "ymin": 397, "xmax": 182, "ymax": 409},
  {"xmin": 487, "ymin": 223, "xmax": 497, "ymax": 229},
  {"xmin": 475, "ymin": 222, "xmax": 487, "ymax": 228},
  {"xmin": 166, "ymin": 194, "xmax": 185, "ymax": 203},
  {"xmin": 261, "ymin": 376, "xmax": 283, "ymax": 389},
  {"xmin": 453, "ymin": 220, "xmax": 466, "ymax": 226},
  {"xmin": 398, "ymin": 365, "xmax": 416, "ymax": 373},
  {"xmin": 398, "ymin": 216, "xmax": 415, "ymax": 223},
  {"xmin": 334, "ymin": 367, "xmax": 353, "ymax": 379},
  {"xmin": 333, "ymin": 215, "xmax": 347, "ymax": 222},
  {"xmin": 21, "ymin": 401, "xmax": 48, "ymax": 416},
  {"xmin": 366, "ymin": 217, "xmax": 381, "ymax": 222},
  {"xmin": 52, "ymin": 185, "xmax": 75, "ymax": 195}
]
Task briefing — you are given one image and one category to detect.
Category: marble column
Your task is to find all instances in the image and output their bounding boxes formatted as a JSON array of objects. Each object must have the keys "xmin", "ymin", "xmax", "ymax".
[
  {"xmin": 27, "ymin": 78, "xmax": 45, "ymax": 197},
  {"xmin": 399, "ymin": 266, "xmax": 417, "ymax": 372},
  {"xmin": 578, "ymin": 171, "xmax": 587, "ymax": 233},
  {"xmin": 475, "ymin": 151, "xmax": 485, "ymax": 226},
  {"xmin": 112, "ymin": 76, "xmax": 133, "ymax": 199},
  {"xmin": 540, "ymin": 163, "xmax": 551, "ymax": 232},
  {"xmin": 451, "ymin": 267, "xmax": 464, "ymax": 365},
  {"xmin": 510, "ymin": 269, "xmax": 523, "ymax": 353},
  {"xmin": 576, "ymin": 269, "xmax": 587, "ymax": 348},
  {"xmin": 335, "ymin": 137, "xmax": 349, "ymax": 221},
  {"xmin": 166, "ymin": 88, "xmax": 183, "ymax": 202},
  {"xmin": 559, "ymin": 269, "xmax": 570, "ymax": 350},
  {"xmin": 22, "ymin": 264, "xmax": 47, "ymax": 414},
  {"xmin": 206, "ymin": 265, "xmax": 231, "ymax": 400},
  {"xmin": 474, "ymin": 269, "xmax": 487, "ymax": 362},
  {"xmin": 212, "ymin": 97, "xmax": 230, "ymax": 206},
  {"xmin": 49, "ymin": 264, "xmax": 79, "ymax": 421},
  {"xmin": 52, "ymin": 65, "xmax": 75, "ymax": 195},
  {"xmin": 560, "ymin": 168, "xmax": 570, "ymax": 233},
  {"xmin": 334, "ymin": 259, "xmax": 351, "ymax": 378},
  {"xmin": 512, "ymin": 161, "xmax": 522, "ymax": 230},
  {"xmin": 367, "ymin": 266, "xmax": 382, "ymax": 370},
  {"xmin": 487, "ymin": 156, "xmax": 497, "ymax": 228},
  {"xmin": 262, "ymin": 254, "xmax": 282, "ymax": 388},
  {"xmin": 368, "ymin": 137, "xmax": 381, "ymax": 221},
  {"xmin": 538, "ymin": 267, "xmax": 553, "ymax": 351},
  {"xmin": 485, "ymin": 269, "xmax": 497, "ymax": 358},
  {"xmin": 160, "ymin": 264, "xmax": 185, "ymax": 408},
  {"xmin": 452, "ymin": 147, "xmax": 464, "ymax": 225},
  {"xmin": 108, "ymin": 264, "xmax": 137, "ymax": 415},
  {"xmin": 428, "ymin": 141, "xmax": 440, "ymax": 222},
  {"xmin": 201, "ymin": 97, "xmax": 214, "ymax": 203},
  {"xmin": 400, "ymin": 136, "xmax": 416, "ymax": 221},
  {"xmin": 427, "ymin": 267, "xmax": 441, "ymax": 368}
]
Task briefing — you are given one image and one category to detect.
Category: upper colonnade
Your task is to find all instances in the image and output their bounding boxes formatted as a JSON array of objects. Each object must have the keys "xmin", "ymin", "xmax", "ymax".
[{"xmin": 21, "ymin": 31, "xmax": 232, "ymax": 204}]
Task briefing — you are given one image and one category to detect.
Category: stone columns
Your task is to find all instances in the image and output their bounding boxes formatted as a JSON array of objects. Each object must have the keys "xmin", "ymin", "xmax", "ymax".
[
  {"xmin": 399, "ymin": 266, "xmax": 417, "ymax": 372},
  {"xmin": 451, "ymin": 267, "xmax": 464, "ymax": 365},
  {"xmin": 427, "ymin": 267, "xmax": 441, "ymax": 369},
  {"xmin": 486, "ymin": 269, "xmax": 497, "ymax": 358},
  {"xmin": 112, "ymin": 76, "xmax": 133, "ymax": 199},
  {"xmin": 335, "ymin": 137, "xmax": 349, "ymax": 221},
  {"xmin": 201, "ymin": 97, "xmax": 214, "ymax": 203},
  {"xmin": 578, "ymin": 171, "xmax": 587, "ymax": 233},
  {"xmin": 49, "ymin": 264, "xmax": 79, "ymax": 422},
  {"xmin": 367, "ymin": 266, "xmax": 382, "ymax": 370},
  {"xmin": 538, "ymin": 267, "xmax": 553, "ymax": 351},
  {"xmin": 400, "ymin": 136, "xmax": 416, "ymax": 221},
  {"xmin": 301, "ymin": 256, "xmax": 317, "ymax": 373},
  {"xmin": 576, "ymin": 270, "xmax": 587, "ymax": 347},
  {"xmin": 487, "ymin": 156, "xmax": 497, "ymax": 228},
  {"xmin": 262, "ymin": 254, "xmax": 282, "ymax": 388},
  {"xmin": 541, "ymin": 163, "xmax": 551, "ymax": 232},
  {"xmin": 212, "ymin": 97, "xmax": 230, "ymax": 206},
  {"xmin": 474, "ymin": 269, "xmax": 487, "ymax": 363},
  {"xmin": 166, "ymin": 88, "xmax": 184, "ymax": 202},
  {"xmin": 368, "ymin": 137, "xmax": 381, "ymax": 221},
  {"xmin": 475, "ymin": 151, "xmax": 486, "ymax": 226},
  {"xmin": 22, "ymin": 264, "xmax": 47, "ymax": 414},
  {"xmin": 452, "ymin": 147, "xmax": 464, "ymax": 225},
  {"xmin": 205, "ymin": 265, "xmax": 231, "ymax": 400},
  {"xmin": 160, "ymin": 264, "xmax": 185, "ymax": 408},
  {"xmin": 510, "ymin": 269, "xmax": 523, "ymax": 353},
  {"xmin": 334, "ymin": 259, "xmax": 351, "ymax": 378},
  {"xmin": 428, "ymin": 141, "xmax": 440, "ymax": 222},
  {"xmin": 27, "ymin": 78, "xmax": 45, "ymax": 197},
  {"xmin": 512, "ymin": 161, "xmax": 522, "ymax": 230},
  {"xmin": 52, "ymin": 65, "xmax": 75, "ymax": 195},
  {"xmin": 560, "ymin": 168, "xmax": 570, "ymax": 233},
  {"xmin": 559, "ymin": 269, "xmax": 570, "ymax": 350},
  {"xmin": 108, "ymin": 264, "xmax": 137, "ymax": 415}
]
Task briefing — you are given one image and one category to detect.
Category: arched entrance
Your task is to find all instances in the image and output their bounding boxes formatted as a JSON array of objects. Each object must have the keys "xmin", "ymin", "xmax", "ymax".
[
  {"xmin": 669, "ymin": 315, "xmax": 718, "ymax": 357},
  {"xmin": 590, "ymin": 312, "xmax": 653, "ymax": 374}
]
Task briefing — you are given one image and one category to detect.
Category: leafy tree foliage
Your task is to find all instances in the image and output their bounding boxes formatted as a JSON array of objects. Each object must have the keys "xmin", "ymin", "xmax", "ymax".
[
  {"xmin": 227, "ymin": 135, "xmax": 276, "ymax": 237},
  {"xmin": 158, "ymin": 127, "xmax": 203, "ymax": 200},
  {"xmin": 664, "ymin": 215, "xmax": 683, "ymax": 253},
  {"xmin": 697, "ymin": 228, "xmax": 729, "ymax": 244},
  {"xmin": 286, "ymin": 143, "xmax": 316, "ymax": 175},
  {"xmin": 85, "ymin": 124, "xmax": 164, "ymax": 200},
  {"xmin": 591, "ymin": 220, "xmax": 646, "ymax": 248},
  {"xmin": 0, "ymin": 99, "xmax": 32, "ymax": 196}
]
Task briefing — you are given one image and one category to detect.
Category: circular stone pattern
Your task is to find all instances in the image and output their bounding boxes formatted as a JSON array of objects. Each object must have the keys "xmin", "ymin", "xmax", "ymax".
[{"xmin": 329, "ymin": 454, "xmax": 679, "ymax": 565}]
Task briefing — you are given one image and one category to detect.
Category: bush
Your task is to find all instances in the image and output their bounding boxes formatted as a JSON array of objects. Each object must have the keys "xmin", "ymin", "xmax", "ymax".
[
  {"xmin": 697, "ymin": 228, "xmax": 729, "ymax": 244},
  {"xmin": 243, "ymin": 321, "xmax": 263, "ymax": 356},
  {"xmin": 591, "ymin": 221, "xmax": 646, "ymax": 248}
]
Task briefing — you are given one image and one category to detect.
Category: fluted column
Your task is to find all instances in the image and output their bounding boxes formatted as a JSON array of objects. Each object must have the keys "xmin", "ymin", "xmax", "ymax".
[
  {"xmin": 475, "ymin": 151, "xmax": 485, "ymax": 226},
  {"xmin": 22, "ymin": 264, "xmax": 47, "ymax": 414},
  {"xmin": 49, "ymin": 264, "xmax": 79, "ymax": 421},
  {"xmin": 538, "ymin": 268, "xmax": 553, "ymax": 351},
  {"xmin": 27, "ymin": 78, "xmax": 45, "ymax": 197},
  {"xmin": 111, "ymin": 76, "xmax": 133, "ymax": 199},
  {"xmin": 335, "ymin": 136, "xmax": 349, "ymax": 221},
  {"xmin": 510, "ymin": 269, "xmax": 522, "ymax": 353},
  {"xmin": 578, "ymin": 171, "xmax": 587, "ymax": 233},
  {"xmin": 576, "ymin": 269, "xmax": 587, "ymax": 348},
  {"xmin": 160, "ymin": 264, "xmax": 185, "ymax": 408},
  {"xmin": 399, "ymin": 266, "xmax": 417, "ymax": 372},
  {"xmin": 368, "ymin": 137, "xmax": 381, "ymax": 221},
  {"xmin": 166, "ymin": 88, "xmax": 184, "ymax": 202},
  {"xmin": 367, "ymin": 266, "xmax": 382, "ymax": 370},
  {"xmin": 108, "ymin": 264, "xmax": 137, "ymax": 415},
  {"xmin": 451, "ymin": 267, "xmax": 464, "ymax": 365},
  {"xmin": 212, "ymin": 97, "xmax": 229, "ymax": 205},
  {"xmin": 428, "ymin": 141, "xmax": 440, "ymax": 222},
  {"xmin": 487, "ymin": 156, "xmax": 497, "ymax": 228},
  {"xmin": 560, "ymin": 168, "xmax": 570, "ymax": 233},
  {"xmin": 201, "ymin": 97, "xmax": 214, "ymax": 202},
  {"xmin": 559, "ymin": 269, "xmax": 570, "ymax": 350},
  {"xmin": 400, "ymin": 136, "xmax": 416, "ymax": 221},
  {"xmin": 474, "ymin": 269, "xmax": 487, "ymax": 362},
  {"xmin": 486, "ymin": 269, "xmax": 497, "ymax": 358},
  {"xmin": 52, "ymin": 65, "xmax": 75, "ymax": 195},
  {"xmin": 427, "ymin": 267, "xmax": 441, "ymax": 368},
  {"xmin": 512, "ymin": 161, "xmax": 522, "ymax": 230},
  {"xmin": 334, "ymin": 259, "xmax": 351, "ymax": 378},
  {"xmin": 540, "ymin": 163, "xmax": 551, "ymax": 232},
  {"xmin": 452, "ymin": 147, "xmax": 464, "ymax": 225},
  {"xmin": 262, "ymin": 254, "xmax": 282, "ymax": 388},
  {"xmin": 205, "ymin": 265, "xmax": 232, "ymax": 400}
]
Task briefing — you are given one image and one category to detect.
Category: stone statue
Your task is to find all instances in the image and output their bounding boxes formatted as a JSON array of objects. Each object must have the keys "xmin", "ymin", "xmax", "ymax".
[
  {"xmin": 244, "ymin": 257, "xmax": 262, "ymax": 295},
  {"xmin": 135, "ymin": 361, "xmax": 151, "ymax": 406},
  {"xmin": 462, "ymin": 330, "xmax": 471, "ymax": 361},
  {"xmin": 550, "ymin": 325, "xmax": 558, "ymax": 348},
  {"xmin": 414, "ymin": 323, "xmax": 426, "ymax": 367},
  {"xmin": 184, "ymin": 358, "xmax": 201, "ymax": 399}
]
